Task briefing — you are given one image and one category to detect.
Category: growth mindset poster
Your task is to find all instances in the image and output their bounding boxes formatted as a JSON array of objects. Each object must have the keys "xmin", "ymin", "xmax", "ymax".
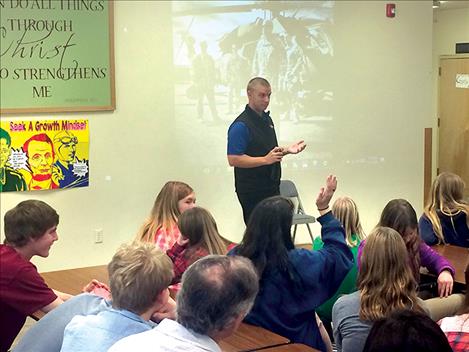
[{"xmin": 0, "ymin": 118, "xmax": 89, "ymax": 192}]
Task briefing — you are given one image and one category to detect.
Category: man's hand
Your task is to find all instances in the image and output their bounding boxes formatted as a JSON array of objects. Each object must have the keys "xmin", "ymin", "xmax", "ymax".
[
  {"xmin": 152, "ymin": 296, "xmax": 176, "ymax": 322},
  {"xmin": 264, "ymin": 147, "xmax": 283, "ymax": 165},
  {"xmin": 437, "ymin": 270, "xmax": 453, "ymax": 298},
  {"xmin": 285, "ymin": 140, "xmax": 306, "ymax": 155},
  {"xmin": 315, "ymin": 175, "xmax": 337, "ymax": 212}
]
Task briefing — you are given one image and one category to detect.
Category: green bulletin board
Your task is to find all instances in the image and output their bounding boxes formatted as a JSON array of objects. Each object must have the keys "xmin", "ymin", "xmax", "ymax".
[{"xmin": 0, "ymin": 0, "xmax": 115, "ymax": 113}]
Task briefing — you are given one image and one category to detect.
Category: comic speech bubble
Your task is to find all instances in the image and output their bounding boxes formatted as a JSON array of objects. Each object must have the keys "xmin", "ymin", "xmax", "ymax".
[
  {"xmin": 72, "ymin": 161, "xmax": 88, "ymax": 177},
  {"xmin": 8, "ymin": 149, "xmax": 28, "ymax": 170}
]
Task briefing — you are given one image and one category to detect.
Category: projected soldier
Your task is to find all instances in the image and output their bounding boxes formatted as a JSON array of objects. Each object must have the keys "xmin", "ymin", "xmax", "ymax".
[{"xmin": 193, "ymin": 41, "xmax": 220, "ymax": 123}]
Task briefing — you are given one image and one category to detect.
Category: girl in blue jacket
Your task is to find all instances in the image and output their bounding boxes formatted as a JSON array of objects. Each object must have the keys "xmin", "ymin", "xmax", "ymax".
[{"xmin": 229, "ymin": 175, "xmax": 353, "ymax": 352}]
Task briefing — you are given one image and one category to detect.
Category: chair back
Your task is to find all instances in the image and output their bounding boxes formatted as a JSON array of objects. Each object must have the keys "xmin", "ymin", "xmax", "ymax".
[
  {"xmin": 280, "ymin": 180, "xmax": 316, "ymax": 242},
  {"xmin": 280, "ymin": 180, "xmax": 298, "ymax": 198}
]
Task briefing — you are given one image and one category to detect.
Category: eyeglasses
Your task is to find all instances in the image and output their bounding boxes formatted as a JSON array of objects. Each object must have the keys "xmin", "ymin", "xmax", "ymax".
[{"xmin": 55, "ymin": 136, "xmax": 78, "ymax": 145}]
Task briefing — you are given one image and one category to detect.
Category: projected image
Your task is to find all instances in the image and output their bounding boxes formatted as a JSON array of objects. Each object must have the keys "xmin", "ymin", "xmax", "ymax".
[{"xmin": 172, "ymin": 1, "xmax": 335, "ymax": 172}]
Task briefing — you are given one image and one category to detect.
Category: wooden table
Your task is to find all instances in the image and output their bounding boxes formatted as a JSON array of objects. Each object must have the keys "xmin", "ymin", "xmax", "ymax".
[
  {"xmin": 39, "ymin": 266, "xmax": 290, "ymax": 351},
  {"xmin": 432, "ymin": 244, "xmax": 468, "ymax": 285},
  {"xmin": 258, "ymin": 344, "xmax": 320, "ymax": 352},
  {"xmin": 33, "ymin": 265, "xmax": 109, "ymax": 319},
  {"xmin": 41, "ymin": 265, "xmax": 109, "ymax": 295},
  {"xmin": 220, "ymin": 323, "xmax": 289, "ymax": 352}
]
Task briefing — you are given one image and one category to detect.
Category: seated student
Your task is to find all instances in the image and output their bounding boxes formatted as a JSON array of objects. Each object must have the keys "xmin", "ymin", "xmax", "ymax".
[
  {"xmin": 419, "ymin": 172, "xmax": 469, "ymax": 247},
  {"xmin": 358, "ymin": 199, "xmax": 455, "ymax": 298},
  {"xmin": 0, "ymin": 200, "xmax": 74, "ymax": 352},
  {"xmin": 136, "ymin": 181, "xmax": 196, "ymax": 251},
  {"xmin": 109, "ymin": 255, "xmax": 259, "ymax": 352},
  {"xmin": 13, "ymin": 293, "xmax": 110, "ymax": 352},
  {"xmin": 167, "ymin": 207, "xmax": 227, "ymax": 285},
  {"xmin": 59, "ymin": 242, "xmax": 174, "ymax": 352},
  {"xmin": 229, "ymin": 175, "xmax": 354, "ymax": 352},
  {"xmin": 313, "ymin": 196, "xmax": 366, "ymax": 328},
  {"xmin": 332, "ymin": 226, "xmax": 429, "ymax": 352},
  {"xmin": 363, "ymin": 309, "xmax": 452, "ymax": 352},
  {"xmin": 438, "ymin": 262, "xmax": 469, "ymax": 352}
]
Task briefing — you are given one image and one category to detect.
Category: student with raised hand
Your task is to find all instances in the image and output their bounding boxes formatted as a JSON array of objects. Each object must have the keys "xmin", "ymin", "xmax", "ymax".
[
  {"xmin": 363, "ymin": 309, "xmax": 452, "ymax": 352},
  {"xmin": 420, "ymin": 172, "xmax": 469, "ymax": 247},
  {"xmin": 229, "ymin": 175, "xmax": 353, "ymax": 352},
  {"xmin": 358, "ymin": 199, "xmax": 455, "ymax": 298},
  {"xmin": 166, "ymin": 207, "xmax": 227, "ymax": 286},
  {"xmin": 438, "ymin": 262, "xmax": 469, "ymax": 352},
  {"xmin": 332, "ymin": 227, "xmax": 429, "ymax": 352},
  {"xmin": 136, "ymin": 181, "xmax": 196, "ymax": 251},
  {"xmin": 0, "ymin": 200, "xmax": 102, "ymax": 352},
  {"xmin": 313, "ymin": 196, "xmax": 366, "ymax": 328},
  {"xmin": 59, "ymin": 242, "xmax": 174, "ymax": 352}
]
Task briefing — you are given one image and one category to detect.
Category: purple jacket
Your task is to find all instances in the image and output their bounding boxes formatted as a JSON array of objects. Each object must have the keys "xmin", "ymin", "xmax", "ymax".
[{"xmin": 357, "ymin": 240, "xmax": 455, "ymax": 278}]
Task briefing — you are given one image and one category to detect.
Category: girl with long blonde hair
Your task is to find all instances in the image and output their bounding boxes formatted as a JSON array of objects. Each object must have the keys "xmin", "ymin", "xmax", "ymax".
[
  {"xmin": 166, "ymin": 207, "xmax": 227, "ymax": 285},
  {"xmin": 313, "ymin": 197, "xmax": 366, "ymax": 326},
  {"xmin": 420, "ymin": 172, "xmax": 469, "ymax": 247},
  {"xmin": 136, "ymin": 181, "xmax": 195, "ymax": 250},
  {"xmin": 332, "ymin": 227, "xmax": 427, "ymax": 352}
]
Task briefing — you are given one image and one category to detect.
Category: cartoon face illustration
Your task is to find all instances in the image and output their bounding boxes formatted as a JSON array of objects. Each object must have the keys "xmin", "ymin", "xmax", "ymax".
[
  {"xmin": 54, "ymin": 131, "xmax": 78, "ymax": 164},
  {"xmin": 28, "ymin": 140, "xmax": 54, "ymax": 176},
  {"xmin": 0, "ymin": 138, "xmax": 9, "ymax": 169}
]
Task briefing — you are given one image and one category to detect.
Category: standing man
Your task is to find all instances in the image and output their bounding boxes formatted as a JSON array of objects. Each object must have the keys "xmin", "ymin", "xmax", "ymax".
[{"xmin": 227, "ymin": 77, "xmax": 306, "ymax": 224}]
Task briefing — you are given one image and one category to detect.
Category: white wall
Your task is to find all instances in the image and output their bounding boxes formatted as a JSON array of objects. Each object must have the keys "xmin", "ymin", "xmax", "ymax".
[{"xmin": 0, "ymin": 1, "xmax": 435, "ymax": 272}]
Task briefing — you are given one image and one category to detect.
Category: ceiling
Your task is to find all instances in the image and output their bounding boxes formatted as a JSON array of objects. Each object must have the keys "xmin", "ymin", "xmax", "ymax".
[{"xmin": 433, "ymin": 0, "xmax": 469, "ymax": 10}]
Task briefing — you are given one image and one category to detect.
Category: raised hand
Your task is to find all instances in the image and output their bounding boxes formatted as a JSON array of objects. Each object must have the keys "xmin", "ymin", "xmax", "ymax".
[{"xmin": 315, "ymin": 175, "xmax": 337, "ymax": 212}]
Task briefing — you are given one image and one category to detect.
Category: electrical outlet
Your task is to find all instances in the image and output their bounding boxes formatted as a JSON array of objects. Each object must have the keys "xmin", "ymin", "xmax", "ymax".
[{"xmin": 94, "ymin": 229, "xmax": 104, "ymax": 243}]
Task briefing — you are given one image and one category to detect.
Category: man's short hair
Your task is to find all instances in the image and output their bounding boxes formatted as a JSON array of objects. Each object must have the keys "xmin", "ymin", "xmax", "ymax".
[
  {"xmin": 23, "ymin": 133, "xmax": 55, "ymax": 158},
  {"xmin": 247, "ymin": 77, "xmax": 270, "ymax": 92},
  {"xmin": 0, "ymin": 128, "xmax": 11, "ymax": 146},
  {"xmin": 108, "ymin": 241, "xmax": 173, "ymax": 315},
  {"xmin": 177, "ymin": 255, "xmax": 259, "ymax": 336},
  {"xmin": 4, "ymin": 200, "xmax": 59, "ymax": 247}
]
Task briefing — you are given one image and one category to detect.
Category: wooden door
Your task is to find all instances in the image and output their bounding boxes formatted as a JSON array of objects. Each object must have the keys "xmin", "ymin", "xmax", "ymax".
[{"xmin": 438, "ymin": 56, "xmax": 469, "ymax": 197}]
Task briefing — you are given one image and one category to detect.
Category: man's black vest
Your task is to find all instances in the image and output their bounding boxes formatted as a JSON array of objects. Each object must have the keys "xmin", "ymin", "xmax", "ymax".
[{"xmin": 234, "ymin": 105, "xmax": 281, "ymax": 194}]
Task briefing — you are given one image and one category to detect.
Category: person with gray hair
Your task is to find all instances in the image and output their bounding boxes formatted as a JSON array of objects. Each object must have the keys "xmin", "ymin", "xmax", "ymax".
[{"xmin": 109, "ymin": 255, "xmax": 259, "ymax": 352}]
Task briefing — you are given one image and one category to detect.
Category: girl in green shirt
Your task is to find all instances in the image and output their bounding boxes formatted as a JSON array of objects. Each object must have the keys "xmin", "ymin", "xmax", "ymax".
[{"xmin": 313, "ymin": 196, "xmax": 366, "ymax": 325}]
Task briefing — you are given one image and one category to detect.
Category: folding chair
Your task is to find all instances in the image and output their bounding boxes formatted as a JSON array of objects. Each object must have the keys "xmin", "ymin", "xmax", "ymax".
[{"xmin": 280, "ymin": 180, "xmax": 316, "ymax": 243}]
